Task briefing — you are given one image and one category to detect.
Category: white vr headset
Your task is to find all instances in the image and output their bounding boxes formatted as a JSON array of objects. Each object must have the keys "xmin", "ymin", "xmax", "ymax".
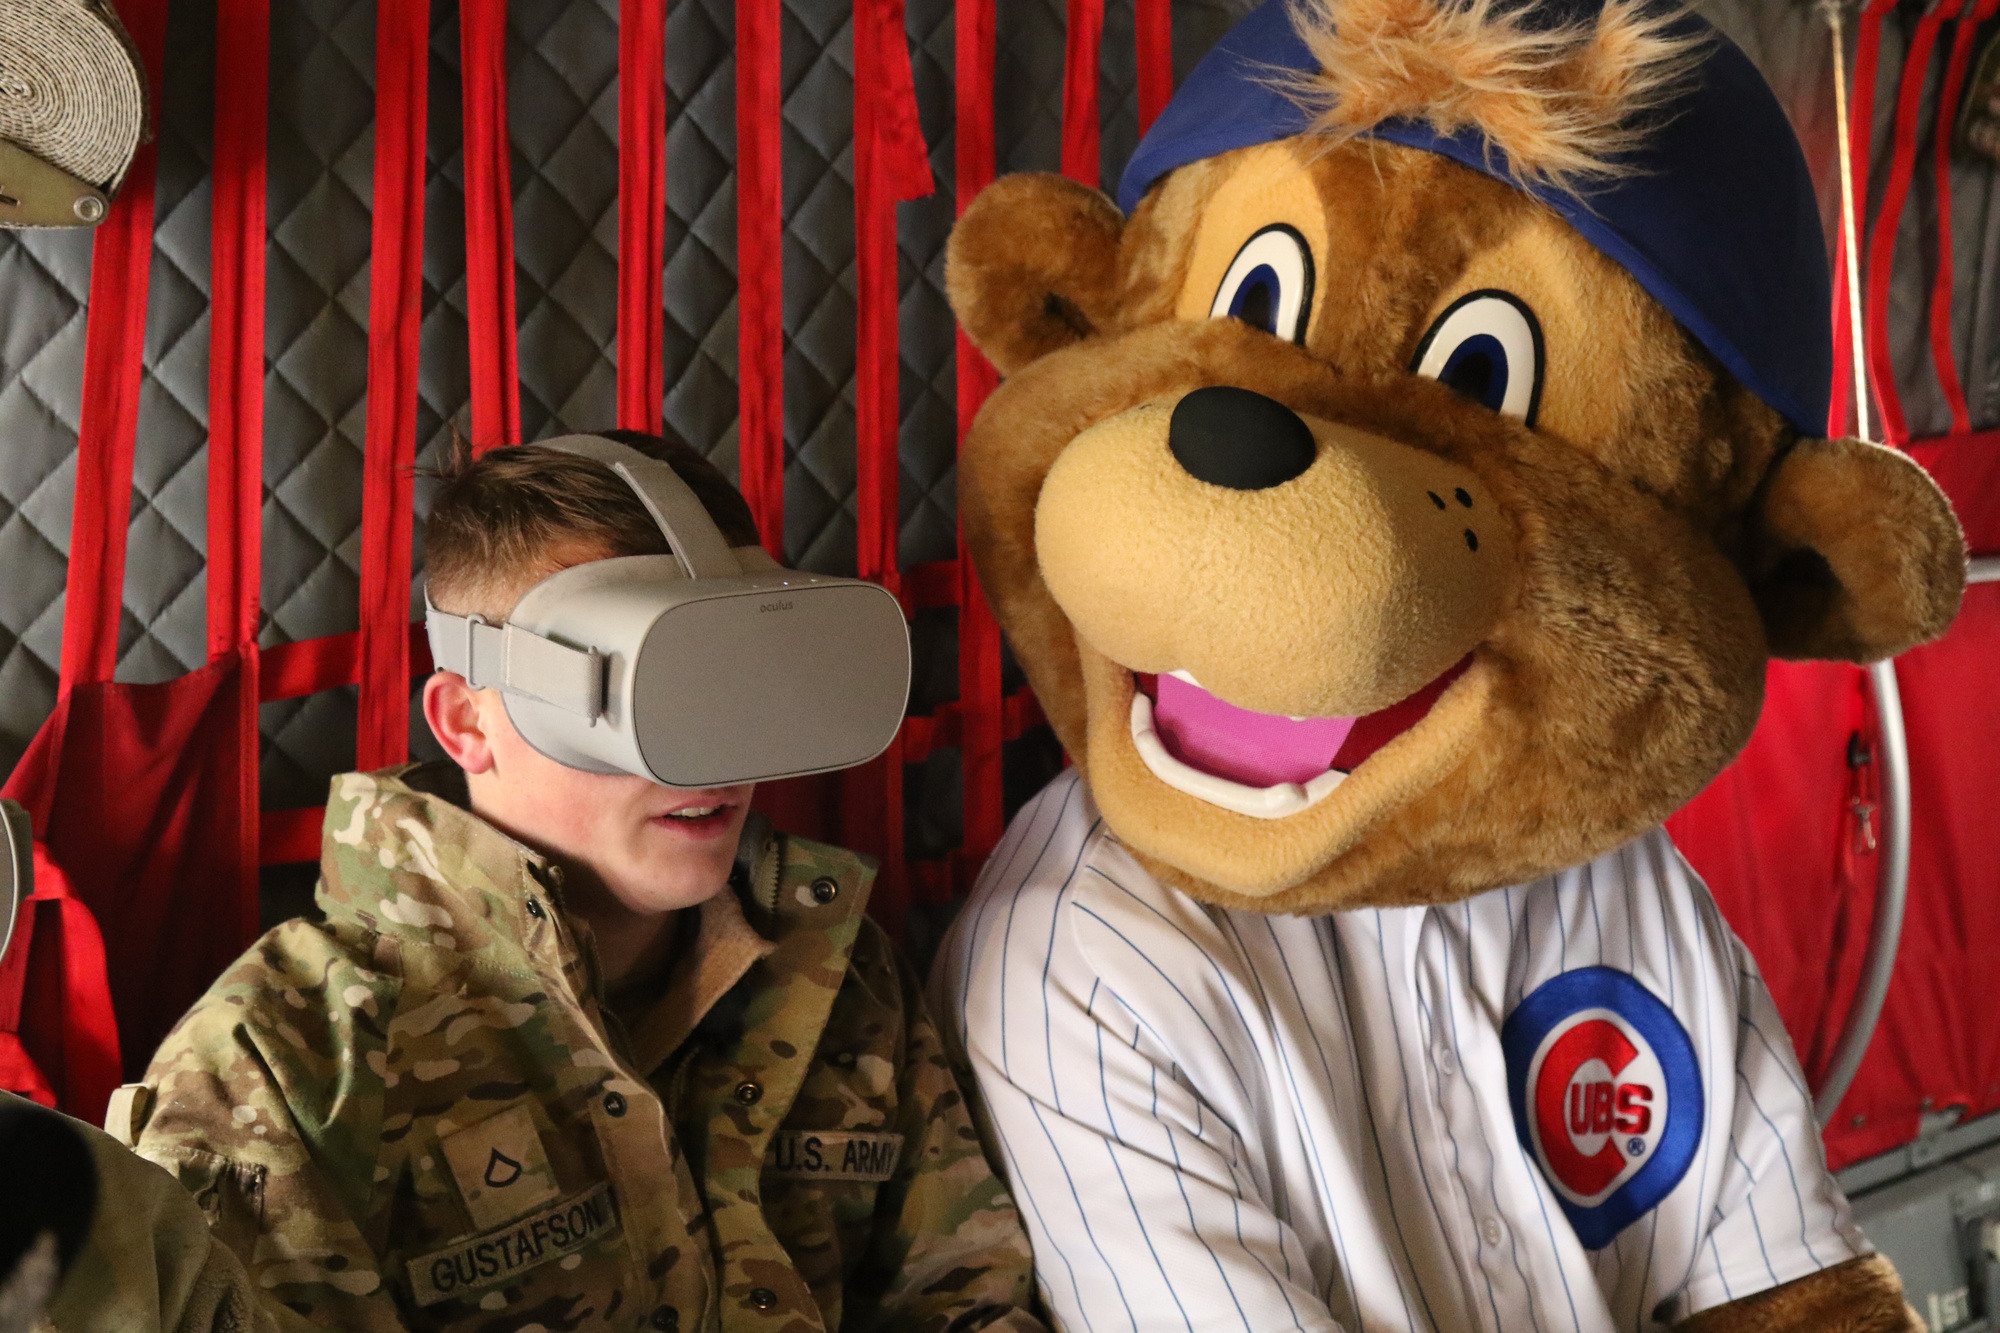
[{"xmin": 424, "ymin": 435, "xmax": 912, "ymax": 789}]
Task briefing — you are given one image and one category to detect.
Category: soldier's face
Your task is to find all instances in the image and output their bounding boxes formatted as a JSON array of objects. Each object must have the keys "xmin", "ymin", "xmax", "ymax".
[{"xmin": 426, "ymin": 670, "xmax": 754, "ymax": 917}]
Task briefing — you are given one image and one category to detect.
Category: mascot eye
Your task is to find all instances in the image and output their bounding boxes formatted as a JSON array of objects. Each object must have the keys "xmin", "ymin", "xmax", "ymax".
[
  {"xmin": 1209, "ymin": 225, "xmax": 1315, "ymax": 344},
  {"xmin": 1410, "ymin": 291, "xmax": 1545, "ymax": 425}
]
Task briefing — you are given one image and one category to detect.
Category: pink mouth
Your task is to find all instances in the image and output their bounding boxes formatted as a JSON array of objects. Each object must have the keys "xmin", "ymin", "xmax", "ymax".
[{"xmin": 1142, "ymin": 659, "xmax": 1470, "ymax": 789}]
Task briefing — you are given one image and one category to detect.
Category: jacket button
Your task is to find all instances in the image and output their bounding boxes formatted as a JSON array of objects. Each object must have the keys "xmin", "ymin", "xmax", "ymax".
[
  {"xmin": 525, "ymin": 897, "xmax": 546, "ymax": 919},
  {"xmin": 749, "ymin": 1287, "xmax": 778, "ymax": 1311},
  {"xmin": 733, "ymin": 1081, "xmax": 762, "ymax": 1105},
  {"xmin": 650, "ymin": 1307, "xmax": 678, "ymax": 1330},
  {"xmin": 603, "ymin": 1091, "xmax": 627, "ymax": 1117},
  {"xmin": 808, "ymin": 876, "xmax": 838, "ymax": 904}
]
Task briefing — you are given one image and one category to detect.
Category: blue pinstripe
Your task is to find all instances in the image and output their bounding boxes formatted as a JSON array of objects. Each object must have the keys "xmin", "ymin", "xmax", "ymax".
[
  {"xmin": 1449, "ymin": 904, "xmax": 1576, "ymax": 1333},
  {"xmin": 1318, "ymin": 921, "xmax": 1438, "ymax": 1333},
  {"xmin": 1375, "ymin": 917, "xmax": 1459, "ymax": 1333},
  {"xmin": 1091, "ymin": 999, "xmax": 1201, "ymax": 1332},
  {"xmin": 935, "ymin": 779, "xmax": 1867, "ymax": 1333},
  {"xmin": 1727, "ymin": 1143, "xmax": 1782, "ymax": 1287},
  {"xmin": 1415, "ymin": 977, "xmax": 1511, "ymax": 1333}
]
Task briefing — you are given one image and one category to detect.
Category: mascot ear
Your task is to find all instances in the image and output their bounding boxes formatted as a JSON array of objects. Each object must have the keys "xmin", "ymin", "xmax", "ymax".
[
  {"xmin": 946, "ymin": 172, "xmax": 1126, "ymax": 376},
  {"xmin": 1745, "ymin": 436, "xmax": 1965, "ymax": 661}
]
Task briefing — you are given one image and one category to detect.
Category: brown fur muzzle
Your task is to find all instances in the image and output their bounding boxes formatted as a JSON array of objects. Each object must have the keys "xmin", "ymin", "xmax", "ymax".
[
  {"xmin": 962, "ymin": 314, "xmax": 1771, "ymax": 910},
  {"xmin": 950, "ymin": 142, "xmax": 1964, "ymax": 916}
]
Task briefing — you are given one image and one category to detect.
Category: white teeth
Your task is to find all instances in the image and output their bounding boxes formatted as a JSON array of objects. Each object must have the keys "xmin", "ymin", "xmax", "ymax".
[
  {"xmin": 666, "ymin": 806, "xmax": 719, "ymax": 820},
  {"xmin": 1128, "ymin": 693, "xmax": 1345, "ymax": 820}
]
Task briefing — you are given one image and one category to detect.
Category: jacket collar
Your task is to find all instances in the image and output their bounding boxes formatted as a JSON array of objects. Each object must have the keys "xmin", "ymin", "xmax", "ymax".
[
  {"xmin": 318, "ymin": 764, "xmax": 578, "ymax": 978},
  {"xmin": 315, "ymin": 767, "xmax": 877, "ymax": 1048}
]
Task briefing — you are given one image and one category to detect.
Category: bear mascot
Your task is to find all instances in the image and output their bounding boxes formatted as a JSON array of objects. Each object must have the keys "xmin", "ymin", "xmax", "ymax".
[{"xmin": 930, "ymin": 0, "xmax": 1966, "ymax": 1329}]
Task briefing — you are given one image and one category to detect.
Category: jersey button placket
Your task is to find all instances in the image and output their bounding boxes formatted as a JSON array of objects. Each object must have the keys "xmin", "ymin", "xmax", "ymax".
[{"xmin": 1413, "ymin": 912, "xmax": 1511, "ymax": 1328}]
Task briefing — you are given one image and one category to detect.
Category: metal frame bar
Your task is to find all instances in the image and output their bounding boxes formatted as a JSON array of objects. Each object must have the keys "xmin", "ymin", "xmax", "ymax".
[
  {"xmin": 1816, "ymin": 658, "xmax": 1913, "ymax": 1124},
  {"xmin": 1814, "ymin": 558, "xmax": 1994, "ymax": 1124}
]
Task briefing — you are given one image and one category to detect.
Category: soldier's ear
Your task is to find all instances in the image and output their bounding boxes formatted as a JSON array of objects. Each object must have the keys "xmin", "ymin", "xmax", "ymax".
[
  {"xmin": 946, "ymin": 173, "xmax": 1126, "ymax": 376},
  {"xmin": 1743, "ymin": 436, "xmax": 1965, "ymax": 661},
  {"xmin": 423, "ymin": 672, "xmax": 497, "ymax": 775}
]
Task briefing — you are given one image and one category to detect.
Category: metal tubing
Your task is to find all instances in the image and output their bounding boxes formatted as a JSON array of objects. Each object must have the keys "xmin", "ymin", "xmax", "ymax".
[
  {"xmin": 1815, "ymin": 658, "xmax": 1913, "ymax": 1126},
  {"xmin": 1969, "ymin": 555, "xmax": 2000, "ymax": 585}
]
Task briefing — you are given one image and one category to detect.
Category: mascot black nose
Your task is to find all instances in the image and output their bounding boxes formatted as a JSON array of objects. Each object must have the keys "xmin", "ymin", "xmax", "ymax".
[{"xmin": 1168, "ymin": 386, "xmax": 1317, "ymax": 490}]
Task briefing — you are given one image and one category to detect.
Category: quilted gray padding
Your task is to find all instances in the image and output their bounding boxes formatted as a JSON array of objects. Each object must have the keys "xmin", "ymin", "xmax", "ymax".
[
  {"xmin": 0, "ymin": 225, "xmax": 87, "ymax": 779},
  {"xmin": 2, "ymin": 0, "xmax": 1996, "ymax": 926},
  {"xmin": 1697, "ymin": 0, "xmax": 2000, "ymax": 439},
  {"xmin": 0, "ymin": 0, "xmax": 220, "ymax": 778}
]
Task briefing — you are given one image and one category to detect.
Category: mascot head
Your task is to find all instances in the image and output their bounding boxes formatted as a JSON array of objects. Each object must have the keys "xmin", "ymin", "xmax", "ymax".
[{"xmin": 947, "ymin": 0, "xmax": 1965, "ymax": 913}]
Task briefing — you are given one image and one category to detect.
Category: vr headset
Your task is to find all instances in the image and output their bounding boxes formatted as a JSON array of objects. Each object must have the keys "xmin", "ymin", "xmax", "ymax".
[{"xmin": 424, "ymin": 436, "xmax": 911, "ymax": 789}]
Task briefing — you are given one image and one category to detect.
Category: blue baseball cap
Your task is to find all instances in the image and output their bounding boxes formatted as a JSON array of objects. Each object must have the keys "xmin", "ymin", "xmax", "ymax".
[{"xmin": 1117, "ymin": 0, "xmax": 1831, "ymax": 436}]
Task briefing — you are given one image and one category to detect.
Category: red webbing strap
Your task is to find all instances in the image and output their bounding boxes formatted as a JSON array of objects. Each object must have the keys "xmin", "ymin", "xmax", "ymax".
[
  {"xmin": 356, "ymin": 0, "xmax": 432, "ymax": 771},
  {"xmin": 4, "ymin": 0, "xmax": 170, "ymax": 825},
  {"xmin": 1926, "ymin": 0, "xmax": 1997, "ymax": 437},
  {"xmin": 1136, "ymin": 0, "xmax": 1172, "ymax": 134},
  {"xmin": 1830, "ymin": 0, "xmax": 1893, "ymax": 439},
  {"xmin": 1062, "ymin": 0, "xmax": 1106, "ymax": 187},
  {"xmin": 618, "ymin": 0, "xmax": 669, "ymax": 435},
  {"xmin": 736, "ymin": 0, "xmax": 784, "ymax": 558},
  {"xmin": 0, "ymin": 850, "xmax": 121, "ymax": 1116},
  {"xmin": 1863, "ymin": 0, "xmax": 1957, "ymax": 445},
  {"xmin": 1, "ymin": 0, "xmax": 160, "ymax": 1112},
  {"xmin": 854, "ymin": 0, "xmax": 934, "ymax": 600},
  {"xmin": 853, "ymin": 0, "xmax": 935, "ymax": 920},
  {"xmin": 259, "ymin": 624, "xmax": 433, "ymax": 705},
  {"xmin": 956, "ymin": 0, "xmax": 1006, "ymax": 877},
  {"xmin": 60, "ymin": 2, "xmax": 171, "ymax": 695},
  {"xmin": 209, "ymin": 0, "xmax": 267, "ymax": 662},
  {"xmin": 954, "ymin": 0, "xmax": 997, "ymax": 435},
  {"xmin": 461, "ymin": 0, "xmax": 521, "ymax": 455},
  {"xmin": 210, "ymin": 0, "xmax": 270, "ymax": 942}
]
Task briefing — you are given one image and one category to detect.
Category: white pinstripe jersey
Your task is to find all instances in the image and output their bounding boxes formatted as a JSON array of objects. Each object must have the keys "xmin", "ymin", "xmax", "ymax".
[{"xmin": 931, "ymin": 771, "xmax": 1868, "ymax": 1333}]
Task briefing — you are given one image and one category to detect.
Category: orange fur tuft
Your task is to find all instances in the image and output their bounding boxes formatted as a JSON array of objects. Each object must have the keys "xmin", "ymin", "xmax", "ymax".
[{"xmin": 1280, "ymin": 0, "xmax": 1708, "ymax": 192}]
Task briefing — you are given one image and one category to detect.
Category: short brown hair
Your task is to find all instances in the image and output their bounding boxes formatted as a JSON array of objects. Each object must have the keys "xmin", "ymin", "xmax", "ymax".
[{"xmin": 424, "ymin": 430, "xmax": 761, "ymax": 622}]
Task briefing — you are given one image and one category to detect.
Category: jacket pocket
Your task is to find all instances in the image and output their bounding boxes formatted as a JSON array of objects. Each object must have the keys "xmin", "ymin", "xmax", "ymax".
[{"xmin": 161, "ymin": 1147, "xmax": 268, "ymax": 1257}]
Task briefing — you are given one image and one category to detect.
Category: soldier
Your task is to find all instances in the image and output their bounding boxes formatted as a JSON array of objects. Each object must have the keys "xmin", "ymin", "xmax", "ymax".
[{"xmin": 119, "ymin": 433, "xmax": 1044, "ymax": 1332}]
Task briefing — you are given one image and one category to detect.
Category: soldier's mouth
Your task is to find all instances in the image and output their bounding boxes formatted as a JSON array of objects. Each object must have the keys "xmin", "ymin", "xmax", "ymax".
[
  {"xmin": 1128, "ymin": 660, "xmax": 1470, "ymax": 819},
  {"xmin": 652, "ymin": 802, "xmax": 738, "ymax": 833}
]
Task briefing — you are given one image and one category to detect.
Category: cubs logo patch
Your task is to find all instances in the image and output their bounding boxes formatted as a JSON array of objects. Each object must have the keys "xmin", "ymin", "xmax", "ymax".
[{"xmin": 1501, "ymin": 967, "xmax": 1702, "ymax": 1250}]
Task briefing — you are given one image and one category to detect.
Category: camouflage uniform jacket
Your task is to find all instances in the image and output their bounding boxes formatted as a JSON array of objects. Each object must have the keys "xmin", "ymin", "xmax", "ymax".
[{"xmin": 125, "ymin": 766, "xmax": 1042, "ymax": 1333}]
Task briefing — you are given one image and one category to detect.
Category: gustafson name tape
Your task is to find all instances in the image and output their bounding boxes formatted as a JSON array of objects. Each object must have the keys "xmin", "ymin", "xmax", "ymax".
[{"xmin": 407, "ymin": 1181, "xmax": 619, "ymax": 1307}]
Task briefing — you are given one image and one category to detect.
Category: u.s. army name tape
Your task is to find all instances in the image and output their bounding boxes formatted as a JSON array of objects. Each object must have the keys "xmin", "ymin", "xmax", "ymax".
[{"xmin": 764, "ymin": 1130, "xmax": 904, "ymax": 1182}]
